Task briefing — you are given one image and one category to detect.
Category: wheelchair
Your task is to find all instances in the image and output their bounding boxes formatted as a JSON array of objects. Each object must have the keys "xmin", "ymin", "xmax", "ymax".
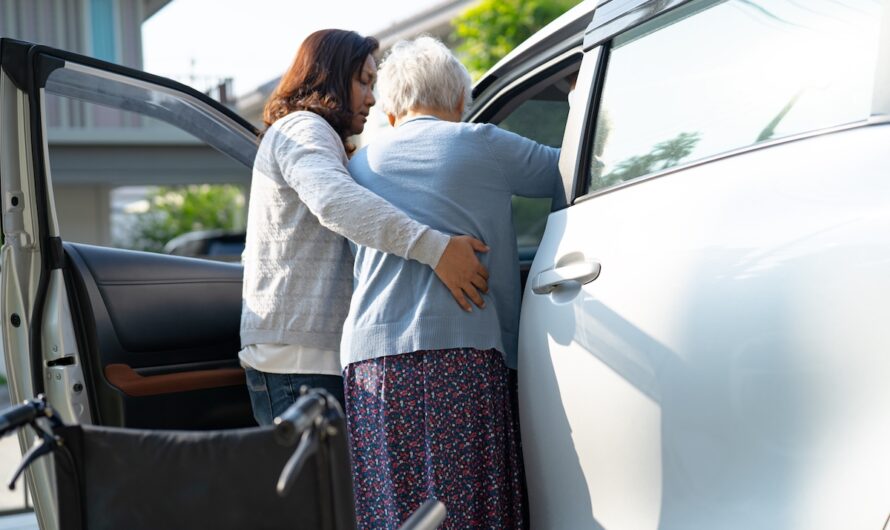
[{"xmin": 0, "ymin": 390, "xmax": 444, "ymax": 530}]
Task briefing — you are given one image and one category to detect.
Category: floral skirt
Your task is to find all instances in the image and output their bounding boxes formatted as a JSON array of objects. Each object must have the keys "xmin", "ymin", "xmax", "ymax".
[{"xmin": 344, "ymin": 348, "xmax": 526, "ymax": 529}]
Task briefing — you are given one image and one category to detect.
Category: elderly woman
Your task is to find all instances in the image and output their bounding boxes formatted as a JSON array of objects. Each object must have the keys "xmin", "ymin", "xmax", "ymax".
[
  {"xmin": 342, "ymin": 37, "xmax": 562, "ymax": 529},
  {"xmin": 240, "ymin": 29, "xmax": 490, "ymax": 425}
]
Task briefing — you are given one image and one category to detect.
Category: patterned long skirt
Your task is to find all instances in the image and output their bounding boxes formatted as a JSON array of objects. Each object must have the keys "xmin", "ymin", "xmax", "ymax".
[{"xmin": 344, "ymin": 348, "xmax": 526, "ymax": 529}]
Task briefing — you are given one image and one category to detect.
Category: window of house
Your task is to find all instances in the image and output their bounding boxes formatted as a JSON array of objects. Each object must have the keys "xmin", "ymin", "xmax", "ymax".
[{"xmin": 587, "ymin": 0, "xmax": 883, "ymax": 194}]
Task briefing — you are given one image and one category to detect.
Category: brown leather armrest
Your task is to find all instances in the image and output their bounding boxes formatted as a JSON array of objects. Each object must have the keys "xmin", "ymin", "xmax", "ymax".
[{"xmin": 105, "ymin": 363, "xmax": 246, "ymax": 397}]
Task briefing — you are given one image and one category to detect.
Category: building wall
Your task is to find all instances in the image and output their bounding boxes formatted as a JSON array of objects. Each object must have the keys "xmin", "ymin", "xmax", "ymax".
[
  {"xmin": 0, "ymin": 0, "xmax": 144, "ymax": 68},
  {"xmin": 1, "ymin": 0, "xmax": 242, "ymax": 248},
  {"xmin": 2, "ymin": 0, "xmax": 147, "ymax": 130},
  {"xmin": 52, "ymin": 183, "xmax": 112, "ymax": 245},
  {"xmin": 1, "ymin": 0, "xmax": 87, "ymax": 54}
]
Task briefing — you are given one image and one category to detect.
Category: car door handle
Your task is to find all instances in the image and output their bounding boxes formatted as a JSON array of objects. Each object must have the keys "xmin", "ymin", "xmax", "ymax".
[{"xmin": 531, "ymin": 260, "xmax": 601, "ymax": 295}]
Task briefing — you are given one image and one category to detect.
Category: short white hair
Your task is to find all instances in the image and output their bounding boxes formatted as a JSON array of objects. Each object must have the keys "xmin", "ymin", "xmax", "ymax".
[{"xmin": 377, "ymin": 36, "xmax": 473, "ymax": 118}]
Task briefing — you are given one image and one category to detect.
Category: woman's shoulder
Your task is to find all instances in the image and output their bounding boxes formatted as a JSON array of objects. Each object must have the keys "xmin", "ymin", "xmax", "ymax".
[
  {"xmin": 441, "ymin": 122, "xmax": 519, "ymax": 151},
  {"xmin": 257, "ymin": 111, "xmax": 347, "ymax": 165},
  {"xmin": 264, "ymin": 111, "xmax": 345, "ymax": 155},
  {"xmin": 445, "ymin": 120, "xmax": 502, "ymax": 139},
  {"xmin": 420, "ymin": 120, "xmax": 491, "ymax": 140},
  {"xmin": 271, "ymin": 111, "xmax": 339, "ymax": 139},
  {"xmin": 460, "ymin": 122, "xmax": 543, "ymax": 150}
]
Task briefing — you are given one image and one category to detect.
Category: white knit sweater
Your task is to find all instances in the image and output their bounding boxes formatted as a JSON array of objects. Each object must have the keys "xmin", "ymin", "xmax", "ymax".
[{"xmin": 239, "ymin": 111, "xmax": 450, "ymax": 356}]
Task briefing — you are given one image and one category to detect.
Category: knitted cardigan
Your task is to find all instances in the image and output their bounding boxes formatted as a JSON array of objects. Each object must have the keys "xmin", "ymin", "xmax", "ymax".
[{"xmin": 240, "ymin": 111, "xmax": 449, "ymax": 353}]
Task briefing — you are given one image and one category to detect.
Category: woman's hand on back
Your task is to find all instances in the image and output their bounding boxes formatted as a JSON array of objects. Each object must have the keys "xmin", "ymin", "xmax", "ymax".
[{"xmin": 435, "ymin": 236, "xmax": 490, "ymax": 312}]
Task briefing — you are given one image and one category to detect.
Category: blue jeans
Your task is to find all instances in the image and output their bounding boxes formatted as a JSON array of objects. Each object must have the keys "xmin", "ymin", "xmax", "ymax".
[{"xmin": 244, "ymin": 368, "xmax": 345, "ymax": 426}]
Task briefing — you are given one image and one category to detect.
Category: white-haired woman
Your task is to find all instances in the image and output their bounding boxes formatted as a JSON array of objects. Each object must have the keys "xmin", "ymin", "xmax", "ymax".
[{"xmin": 341, "ymin": 37, "xmax": 562, "ymax": 529}]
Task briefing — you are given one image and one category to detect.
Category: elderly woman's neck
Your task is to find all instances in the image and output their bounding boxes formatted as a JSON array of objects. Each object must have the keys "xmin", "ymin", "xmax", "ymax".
[{"xmin": 393, "ymin": 106, "xmax": 462, "ymax": 126}]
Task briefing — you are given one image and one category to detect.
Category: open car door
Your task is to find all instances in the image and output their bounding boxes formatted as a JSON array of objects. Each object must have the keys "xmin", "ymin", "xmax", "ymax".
[{"xmin": 0, "ymin": 38, "xmax": 259, "ymax": 528}]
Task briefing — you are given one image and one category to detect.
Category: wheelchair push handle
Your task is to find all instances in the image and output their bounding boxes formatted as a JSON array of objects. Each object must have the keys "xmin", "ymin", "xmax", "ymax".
[
  {"xmin": 0, "ymin": 396, "xmax": 52, "ymax": 438},
  {"xmin": 0, "ymin": 395, "xmax": 64, "ymax": 491},
  {"xmin": 398, "ymin": 499, "xmax": 447, "ymax": 530},
  {"xmin": 273, "ymin": 389, "xmax": 339, "ymax": 497},
  {"xmin": 273, "ymin": 391, "xmax": 326, "ymax": 445}
]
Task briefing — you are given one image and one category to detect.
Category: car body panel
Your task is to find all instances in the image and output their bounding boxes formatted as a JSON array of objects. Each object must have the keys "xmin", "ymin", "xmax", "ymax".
[
  {"xmin": 1, "ymin": 44, "xmax": 61, "ymax": 530},
  {"xmin": 508, "ymin": 0, "xmax": 890, "ymax": 528},
  {"xmin": 520, "ymin": 122, "xmax": 890, "ymax": 528}
]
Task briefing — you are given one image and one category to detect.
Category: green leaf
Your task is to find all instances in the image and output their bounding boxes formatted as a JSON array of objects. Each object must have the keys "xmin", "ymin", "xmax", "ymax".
[
  {"xmin": 452, "ymin": 0, "xmax": 579, "ymax": 80},
  {"xmin": 118, "ymin": 184, "xmax": 246, "ymax": 252}
]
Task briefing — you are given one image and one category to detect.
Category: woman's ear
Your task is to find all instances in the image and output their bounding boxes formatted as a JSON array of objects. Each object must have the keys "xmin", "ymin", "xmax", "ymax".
[{"xmin": 452, "ymin": 95, "xmax": 465, "ymax": 122}]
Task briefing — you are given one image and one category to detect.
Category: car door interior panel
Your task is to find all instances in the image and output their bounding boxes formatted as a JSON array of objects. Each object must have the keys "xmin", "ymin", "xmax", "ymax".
[
  {"xmin": 103, "ymin": 363, "xmax": 246, "ymax": 397},
  {"xmin": 1, "ymin": 37, "xmax": 266, "ymax": 521},
  {"xmin": 63, "ymin": 242, "xmax": 254, "ymax": 430}
]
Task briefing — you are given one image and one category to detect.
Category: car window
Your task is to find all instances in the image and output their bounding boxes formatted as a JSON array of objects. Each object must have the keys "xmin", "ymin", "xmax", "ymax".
[
  {"xmin": 586, "ymin": 0, "xmax": 883, "ymax": 194},
  {"xmin": 497, "ymin": 74, "xmax": 574, "ymax": 253},
  {"xmin": 42, "ymin": 66, "xmax": 252, "ymax": 259}
]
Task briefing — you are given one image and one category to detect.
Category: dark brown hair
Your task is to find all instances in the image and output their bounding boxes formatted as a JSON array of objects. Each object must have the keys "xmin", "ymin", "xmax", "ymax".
[{"xmin": 263, "ymin": 29, "xmax": 378, "ymax": 142}]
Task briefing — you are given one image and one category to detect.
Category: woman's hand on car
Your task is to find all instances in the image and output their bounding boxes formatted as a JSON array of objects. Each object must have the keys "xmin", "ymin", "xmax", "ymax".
[{"xmin": 435, "ymin": 236, "xmax": 490, "ymax": 312}]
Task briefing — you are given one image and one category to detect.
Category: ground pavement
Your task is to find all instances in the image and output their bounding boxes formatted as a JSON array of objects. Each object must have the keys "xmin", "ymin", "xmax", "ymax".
[{"xmin": 0, "ymin": 386, "xmax": 37, "ymax": 529}]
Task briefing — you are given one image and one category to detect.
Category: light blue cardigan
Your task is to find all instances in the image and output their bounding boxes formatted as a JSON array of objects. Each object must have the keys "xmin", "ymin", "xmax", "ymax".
[{"xmin": 341, "ymin": 116, "xmax": 561, "ymax": 369}]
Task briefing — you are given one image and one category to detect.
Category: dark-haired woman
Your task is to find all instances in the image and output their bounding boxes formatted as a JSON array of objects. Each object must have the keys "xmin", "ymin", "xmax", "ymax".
[{"xmin": 239, "ymin": 29, "xmax": 490, "ymax": 425}]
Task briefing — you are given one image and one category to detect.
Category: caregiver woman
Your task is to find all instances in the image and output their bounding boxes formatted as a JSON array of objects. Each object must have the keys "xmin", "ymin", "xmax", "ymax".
[{"xmin": 239, "ymin": 29, "xmax": 489, "ymax": 425}]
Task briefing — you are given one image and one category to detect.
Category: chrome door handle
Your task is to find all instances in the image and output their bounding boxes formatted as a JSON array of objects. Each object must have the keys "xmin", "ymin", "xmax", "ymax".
[{"xmin": 531, "ymin": 261, "xmax": 601, "ymax": 295}]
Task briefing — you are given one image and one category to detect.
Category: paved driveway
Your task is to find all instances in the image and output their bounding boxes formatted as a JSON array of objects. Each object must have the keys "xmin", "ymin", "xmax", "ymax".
[
  {"xmin": 0, "ymin": 513, "xmax": 37, "ymax": 530},
  {"xmin": 0, "ymin": 386, "xmax": 36, "ymax": 528},
  {"xmin": 0, "ymin": 433, "xmax": 28, "ymax": 513}
]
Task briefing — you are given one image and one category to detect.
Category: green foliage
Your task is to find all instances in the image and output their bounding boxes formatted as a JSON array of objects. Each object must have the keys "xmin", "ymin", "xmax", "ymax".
[
  {"xmin": 452, "ymin": 0, "xmax": 579, "ymax": 80},
  {"xmin": 122, "ymin": 185, "xmax": 246, "ymax": 253}
]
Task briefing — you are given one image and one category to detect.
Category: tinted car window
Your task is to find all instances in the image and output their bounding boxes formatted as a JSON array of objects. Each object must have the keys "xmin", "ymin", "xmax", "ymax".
[
  {"xmin": 498, "ymin": 80, "xmax": 572, "ymax": 251},
  {"xmin": 588, "ymin": 0, "xmax": 882, "ymax": 193}
]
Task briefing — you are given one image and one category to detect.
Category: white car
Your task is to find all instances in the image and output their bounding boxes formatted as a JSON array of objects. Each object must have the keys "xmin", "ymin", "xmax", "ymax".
[{"xmin": 2, "ymin": 0, "xmax": 889, "ymax": 528}]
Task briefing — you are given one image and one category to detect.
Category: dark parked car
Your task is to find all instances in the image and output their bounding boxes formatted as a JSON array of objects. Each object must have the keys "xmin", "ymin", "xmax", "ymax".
[{"xmin": 164, "ymin": 230, "xmax": 246, "ymax": 262}]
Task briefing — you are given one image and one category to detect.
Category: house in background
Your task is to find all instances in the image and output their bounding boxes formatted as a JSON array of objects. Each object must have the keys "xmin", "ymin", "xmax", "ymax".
[
  {"xmin": 236, "ymin": 0, "xmax": 476, "ymax": 144},
  {"xmin": 0, "ymin": 0, "xmax": 246, "ymax": 246},
  {"xmin": 1, "ymin": 0, "xmax": 477, "ymax": 247}
]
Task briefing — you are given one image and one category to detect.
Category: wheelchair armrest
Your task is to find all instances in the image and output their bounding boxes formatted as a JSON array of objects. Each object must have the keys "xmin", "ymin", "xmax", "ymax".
[{"xmin": 398, "ymin": 499, "xmax": 447, "ymax": 530}]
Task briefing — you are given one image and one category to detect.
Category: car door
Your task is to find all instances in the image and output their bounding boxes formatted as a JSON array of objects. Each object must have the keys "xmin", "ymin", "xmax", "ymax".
[
  {"xmin": 1, "ymin": 38, "xmax": 258, "ymax": 528},
  {"xmin": 517, "ymin": 1, "xmax": 890, "ymax": 529}
]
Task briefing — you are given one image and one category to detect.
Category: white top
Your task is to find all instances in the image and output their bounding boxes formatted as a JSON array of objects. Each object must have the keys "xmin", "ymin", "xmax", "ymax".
[{"xmin": 239, "ymin": 344, "xmax": 341, "ymax": 376}]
